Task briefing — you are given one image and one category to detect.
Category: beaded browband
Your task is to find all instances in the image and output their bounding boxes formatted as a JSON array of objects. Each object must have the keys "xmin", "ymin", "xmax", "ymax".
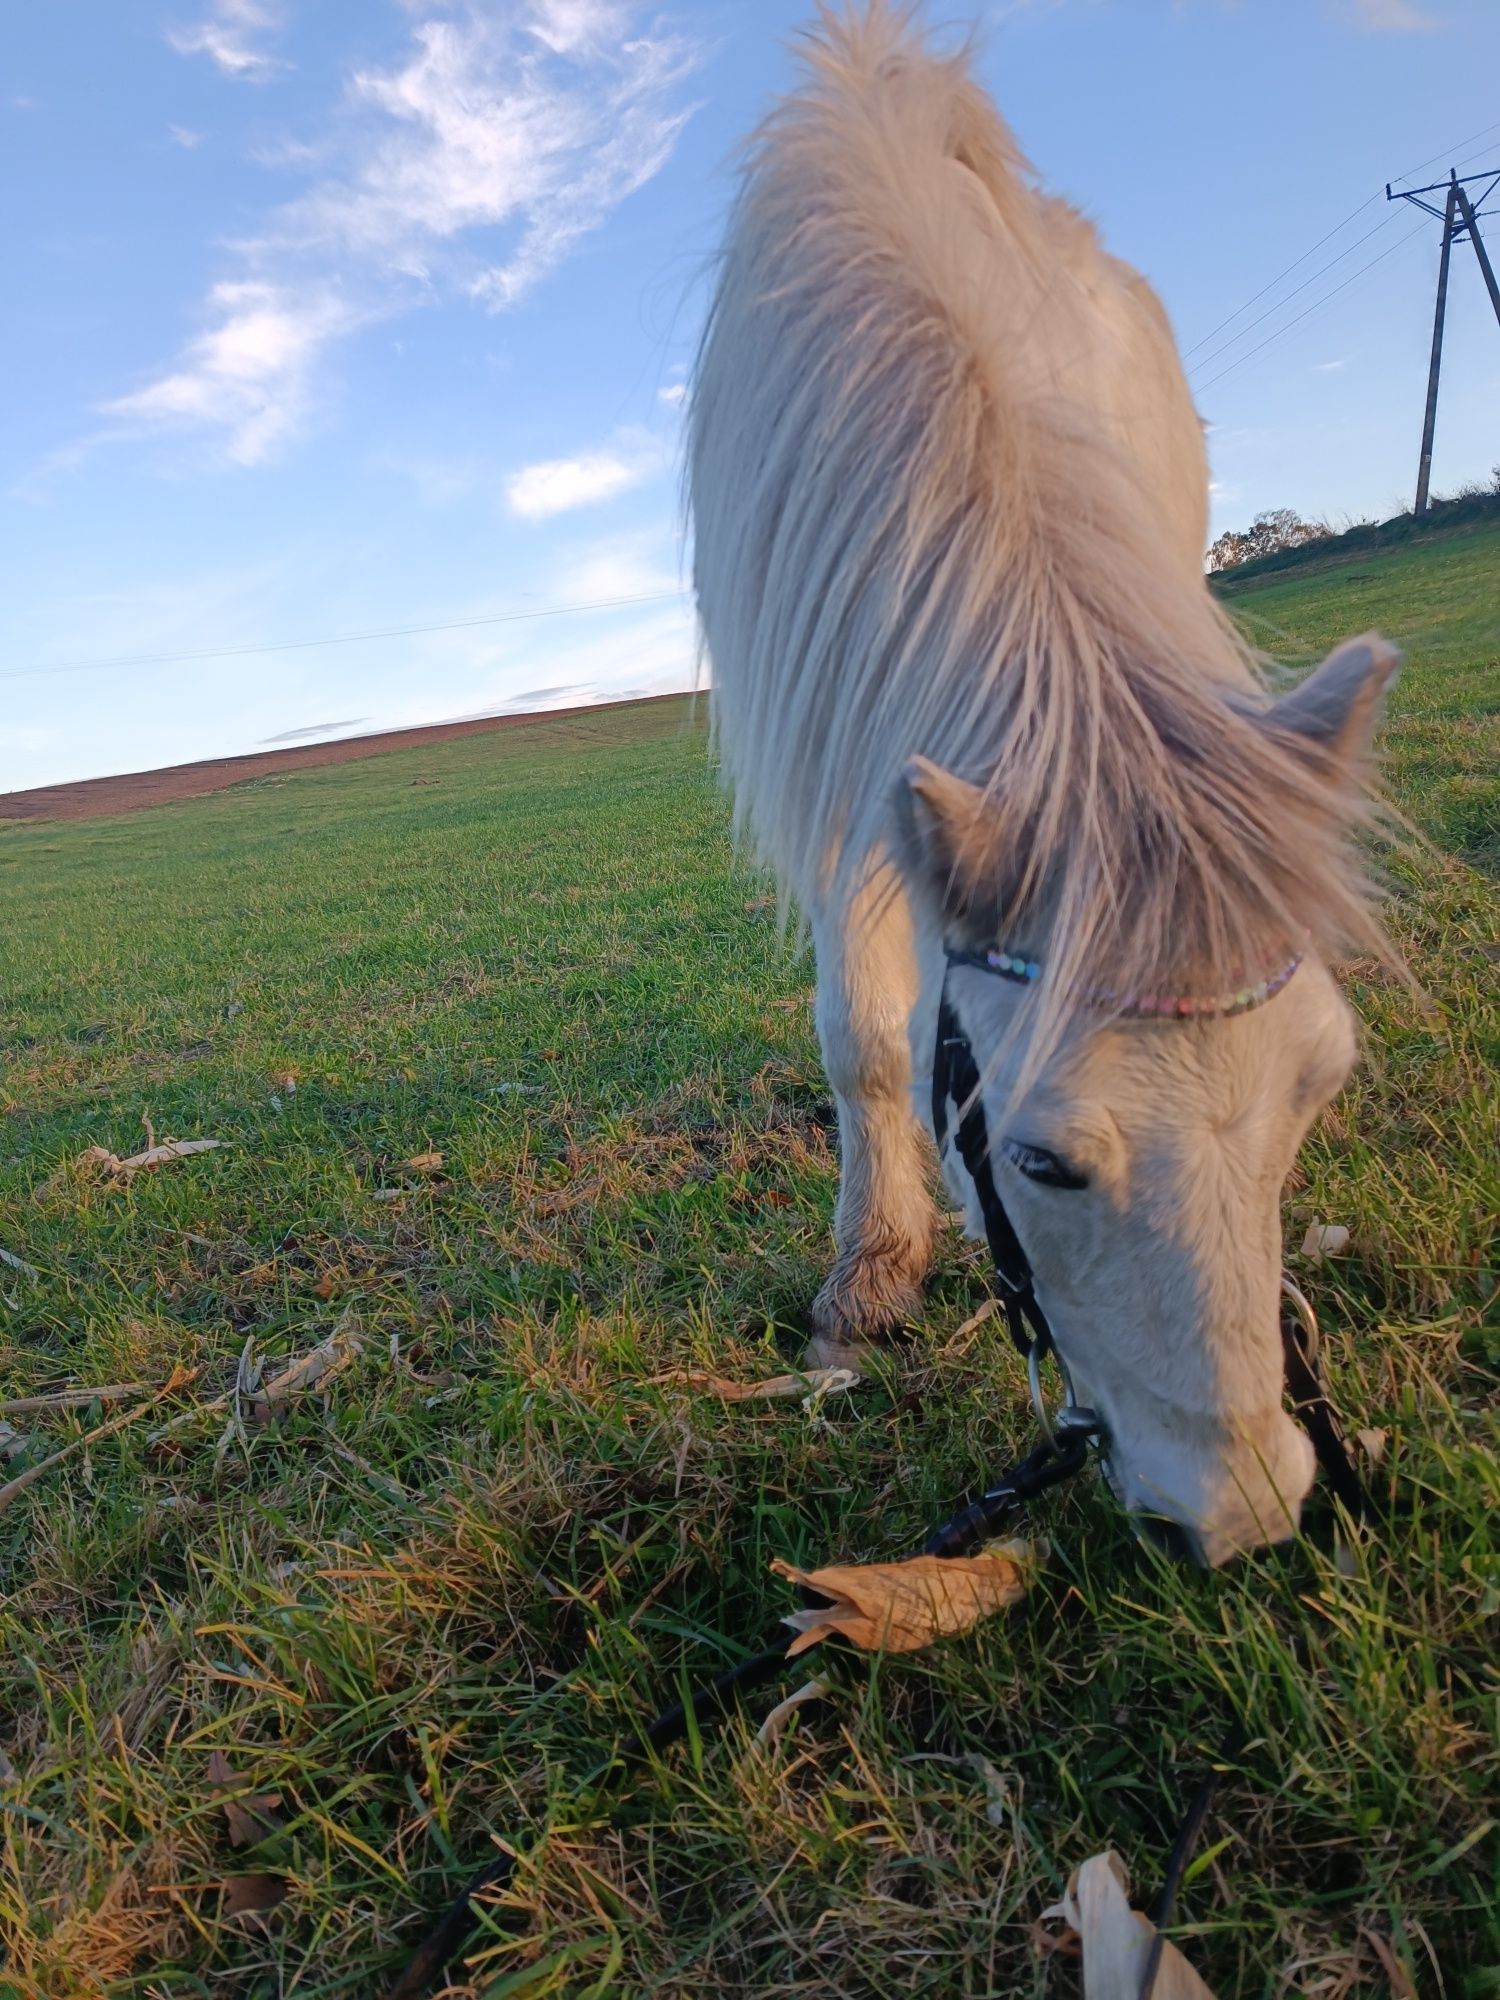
[{"xmin": 945, "ymin": 944, "xmax": 1305, "ymax": 1020}]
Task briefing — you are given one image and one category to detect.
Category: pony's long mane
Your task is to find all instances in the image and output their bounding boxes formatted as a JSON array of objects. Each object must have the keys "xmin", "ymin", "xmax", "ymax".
[{"xmin": 688, "ymin": 3, "xmax": 1387, "ymax": 1056}]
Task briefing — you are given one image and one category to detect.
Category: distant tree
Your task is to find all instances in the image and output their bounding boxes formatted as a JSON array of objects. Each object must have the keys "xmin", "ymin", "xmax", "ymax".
[{"xmin": 1206, "ymin": 507, "xmax": 1330, "ymax": 574}]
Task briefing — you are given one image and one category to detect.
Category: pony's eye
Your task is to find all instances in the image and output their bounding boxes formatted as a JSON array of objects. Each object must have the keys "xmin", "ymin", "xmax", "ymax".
[{"xmin": 1001, "ymin": 1138, "xmax": 1089, "ymax": 1190}]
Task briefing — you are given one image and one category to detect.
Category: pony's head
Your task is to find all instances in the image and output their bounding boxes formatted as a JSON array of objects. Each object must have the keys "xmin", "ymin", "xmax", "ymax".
[{"xmin": 902, "ymin": 634, "xmax": 1399, "ymax": 1565}]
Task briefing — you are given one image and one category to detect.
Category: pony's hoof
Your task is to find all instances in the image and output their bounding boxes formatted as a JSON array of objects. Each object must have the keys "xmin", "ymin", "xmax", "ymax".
[
  {"xmin": 803, "ymin": 1327, "xmax": 879, "ymax": 1375},
  {"xmin": 809, "ymin": 1255, "xmax": 924, "ymax": 1368}
]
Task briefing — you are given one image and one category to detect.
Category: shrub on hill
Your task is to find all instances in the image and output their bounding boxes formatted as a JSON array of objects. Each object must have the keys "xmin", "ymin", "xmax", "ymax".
[
  {"xmin": 1207, "ymin": 473, "xmax": 1500, "ymax": 586},
  {"xmin": 1207, "ymin": 507, "xmax": 1330, "ymax": 574}
]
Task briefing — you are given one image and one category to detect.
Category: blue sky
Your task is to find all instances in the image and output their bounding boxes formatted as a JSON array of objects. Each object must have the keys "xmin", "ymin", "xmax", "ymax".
[{"xmin": 3, "ymin": 0, "xmax": 1497, "ymax": 791}]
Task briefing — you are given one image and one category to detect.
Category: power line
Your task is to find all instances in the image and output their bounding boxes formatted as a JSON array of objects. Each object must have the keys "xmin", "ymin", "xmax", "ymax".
[
  {"xmin": 1388, "ymin": 168, "xmax": 1500, "ymax": 513},
  {"xmin": 1193, "ymin": 218, "xmax": 1429, "ymax": 395},
  {"xmin": 2, "ymin": 588, "xmax": 689, "ymax": 682},
  {"xmin": 1183, "ymin": 115, "xmax": 1500, "ymax": 364},
  {"xmin": 1180, "ymin": 196, "xmax": 1383, "ymax": 360},
  {"xmin": 1389, "ymin": 116, "xmax": 1500, "ymax": 191},
  {"xmin": 1185, "ymin": 211, "xmax": 1399, "ymax": 375}
]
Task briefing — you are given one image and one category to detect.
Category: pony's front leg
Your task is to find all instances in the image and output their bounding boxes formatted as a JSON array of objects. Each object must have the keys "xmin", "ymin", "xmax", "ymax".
[{"xmin": 808, "ymin": 862, "xmax": 939, "ymax": 1364}]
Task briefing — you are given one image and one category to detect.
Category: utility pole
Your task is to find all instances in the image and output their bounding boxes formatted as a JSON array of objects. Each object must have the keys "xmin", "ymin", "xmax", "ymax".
[{"xmin": 1387, "ymin": 166, "xmax": 1500, "ymax": 515}]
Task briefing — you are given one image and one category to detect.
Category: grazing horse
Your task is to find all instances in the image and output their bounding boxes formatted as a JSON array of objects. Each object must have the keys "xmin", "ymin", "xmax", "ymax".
[{"xmin": 687, "ymin": 4, "xmax": 1396, "ymax": 1563}]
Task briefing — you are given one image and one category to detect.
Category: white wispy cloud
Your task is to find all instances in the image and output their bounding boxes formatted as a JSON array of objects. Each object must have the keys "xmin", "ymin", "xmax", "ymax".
[
  {"xmin": 260, "ymin": 717, "xmax": 369, "ymax": 743},
  {"xmin": 105, "ymin": 282, "xmax": 361, "ymax": 465},
  {"xmin": 169, "ymin": 124, "xmax": 206, "ymax": 149},
  {"xmin": 110, "ymin": 2, "xmax": 700, "ymax": 467},
  {"xmin": 505, "ymin": 433, "xmax": 667, "ymax": 520},
  {"xmin": 1343, "ymin": 0, "xmax": 1440, "ymax": 26},
  {"xmin": 167, "ymin": 0, "xmax": 288, "ymax": 80},
  {"xmin": 1315, "ymin": 356, "xmax": 1349, "ymax": 372},
  {"xmin": 507, "ymin": 451, "xmax": 642, "ymax": 519},
  {"xmin": 657, "ymin": 381, "xmax": 687, "ymax": 407},
  {"xmin": 549, "ymin": 530, "xmax": 681, "ymax": 599},
  {"xmin": 275, "ymin": 4, "xmax": 699, "ymax": 308}
]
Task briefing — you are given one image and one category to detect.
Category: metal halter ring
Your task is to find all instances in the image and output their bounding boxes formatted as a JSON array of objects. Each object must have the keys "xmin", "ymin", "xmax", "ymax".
[
  {"xmin": 1027, "ymin": 1330, "xmax": 1101, "ymax": 1449},
  {"xmin": 1280, "ymin": 1273, "xmax": 1321, "ymax": 1375}
]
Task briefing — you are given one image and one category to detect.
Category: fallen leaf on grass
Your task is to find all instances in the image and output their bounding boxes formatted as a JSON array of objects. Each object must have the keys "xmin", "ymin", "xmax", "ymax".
[
  {"xmin": 771, "ymin": 1541, "xmax": 1035, "ymax": 1657},
  {"xmin": 655, "ymin": 1366, "xmax": 861, "ymax": 1404},
  {"xmin": 754, "ymin": 1677, "xmax": 831, "ymax": 1746},
  {"xmin": 78, "ymin": 1138, "xmax": 225, "ymax": 1182},
  {"xmin": 952, "ymin": 1298, "xmax": 998, "ymax": 1343},
  {"xmin": 249, "ymin": 1321, "xmax": 363, "ymax": 1424},
  {"xmin": 0, "ymin": 1422, "xmax": 29, "ymax": 1466},
  {"xmin": 1040, "ymin": 1850, "xmax": 1217, "ymax": 1999},
  {"xmin": 1361, "ymin": 1929, "xmax": 1418, "ymax": 2000},
  {"xmin": 0, "ymin": 1381, "xmax": 149, "ymax": 1417},
  {"xmin": 1300, "ymin": 1220, "xmax": 1351, "ymax": 1260},
  {"xmin": 1356, "ymin": 1426, "xmax": 1389, "ymax": 1465},
  {"xmin": 400, "ymin": 1151, "xmax": 445, "ymax": 1173},
  {"xmin": 221, "ymin": 1873, "xmax": 289, "ymax": 1918},
  {"xmin": 207, "ymin": 1751, "xmax": 285, "ymax": 1848},
  {"xmin": 0, "ymin": 1247, "xmax": 40, "ymax": 1281},
  {"xmin": 1048, "ymin": 1848, "xmax": 1224, "ymax": 1992},
  {"xmin": 0, "ymin": 1365, "xmax": 200, "ymax": 1514}
]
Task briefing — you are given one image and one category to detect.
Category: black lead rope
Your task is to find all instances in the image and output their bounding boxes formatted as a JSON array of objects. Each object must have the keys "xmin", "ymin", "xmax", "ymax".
[
  {"xmin": 384, "ymin": 1434, "xmax": 1084, "ymax": 2000},
  {"xmin": 388, "ymin": 972, "xmax": 1374, "ymax": 1998},
  {"xmin": 1281, "ymin": 1314, "xmax": 1372, "ymax": 1523}
]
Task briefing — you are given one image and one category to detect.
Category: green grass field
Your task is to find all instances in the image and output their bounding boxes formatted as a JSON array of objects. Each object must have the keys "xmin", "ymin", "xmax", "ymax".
[{"xmin": 1, "ymin": 524, "xmax": 1496, "ymax": 1999}]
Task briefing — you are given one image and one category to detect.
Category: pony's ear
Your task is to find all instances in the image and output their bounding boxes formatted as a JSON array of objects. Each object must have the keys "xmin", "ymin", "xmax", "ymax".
[
  {"xmin": 1265, "ymin": 633, "xmax": 1400, "ymax": 776},
  {"xmin": 898, "ymin": 756, "xmax": 996, "ymax": 916}
]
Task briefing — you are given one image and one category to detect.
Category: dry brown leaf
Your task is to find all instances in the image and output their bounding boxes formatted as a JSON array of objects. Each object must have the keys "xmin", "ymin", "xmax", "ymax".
[
  {"xmin": 1361, "ymin": 1930, "xmax": 1418, "ymax": 2000},
  {"xmin": 952, "ymin": 1298, "xmax": 998, "ymax": 1343},
  {"xmin": 771, "ymin": 1542, "xmax": 1034, "ymax": 1657},
  {"xmin": 0, "ymin": 1382, "xmax": 148, "ymax": 1416},
  {"xmin": 221, "ymin": 1873, "xmax": 289, "ymax": 1918},
  {"xmin": 754, "ymin": 1677, "xmax": 831, "ymax": 1746},
  {"xmin": 0, "ymin": 1365, "xmax": 200, "ymax": 1514},
  {"xmin": 656, "ymin": 1365, "xmax": 861, "ymax": 1404},
  {"xmin": 401, "ymin": 1151, "xmax": 445, "ymax": 1173},
  {"xmin": 1300, "ymin": 1220, "xmax": 1351, "ymax": 1260},
  {"xmin": 1356, "ymin": 1426, "xmax": 1389, "ymax": 1465},
  {"xmin": 78, "ymin": 1138, "xmax": 225, "ymax": 1182},
  {"xmin": 1041, "ymin": 1850, "xmax": 1218, "ymax": 1999},
  {"xmin": 249, "ymin": 1320, "xmax": 363, "ymax": 1425},
  {"xmin": 207, "ymin": 1751, "xmax": 284, "ymax": 1848}
]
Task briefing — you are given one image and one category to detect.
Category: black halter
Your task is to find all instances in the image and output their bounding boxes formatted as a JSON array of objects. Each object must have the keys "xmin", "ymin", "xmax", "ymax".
[
  {"xmin": 931, "ymin": 951, "xmax": 1372, "ymax": 1521},
  {"xmin": 931, "ymin": 982, "xmax": 1054, "ymax": 1367}
]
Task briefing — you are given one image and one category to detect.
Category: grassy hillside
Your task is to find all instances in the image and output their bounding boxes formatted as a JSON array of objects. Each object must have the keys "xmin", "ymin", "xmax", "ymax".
[{"xmin": 0, "ymin": 537, "xmax": 1496, "ymax": 1997}]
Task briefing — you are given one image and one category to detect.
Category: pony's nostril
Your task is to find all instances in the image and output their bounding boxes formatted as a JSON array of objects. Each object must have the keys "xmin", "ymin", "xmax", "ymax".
[{"xmin": 1134, "ymin": 1513, "xmax": 1204, "ymax": 1565}]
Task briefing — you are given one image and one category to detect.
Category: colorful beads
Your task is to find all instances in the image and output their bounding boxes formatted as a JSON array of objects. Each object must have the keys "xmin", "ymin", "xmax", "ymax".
[
  {"xmin": 986, "ymin": 950, "xmax": 1040, "ymax": 981},
  {"xmin": 971, "ymin": 943, "xmax": 1305, "ymax": 1021}
]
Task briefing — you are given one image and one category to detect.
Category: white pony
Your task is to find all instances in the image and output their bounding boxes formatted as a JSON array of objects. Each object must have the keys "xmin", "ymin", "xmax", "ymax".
[{"xmin": 688, "ymin": 4, "xmax": 1396, "ymax": 1563}]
